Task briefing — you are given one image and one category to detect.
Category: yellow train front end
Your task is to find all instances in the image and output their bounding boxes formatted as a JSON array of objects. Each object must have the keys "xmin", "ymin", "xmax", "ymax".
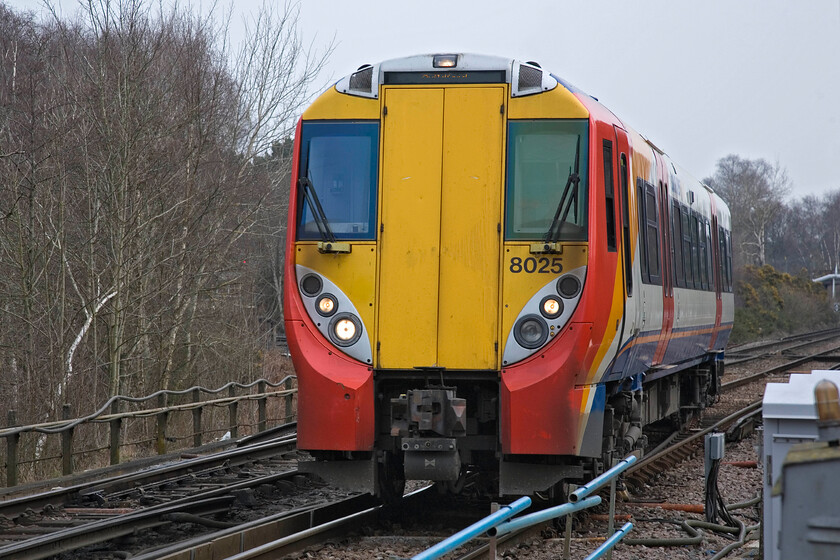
[{"xmin": 285, "ymin": 54, "xmax": 595, "ymax": 497}]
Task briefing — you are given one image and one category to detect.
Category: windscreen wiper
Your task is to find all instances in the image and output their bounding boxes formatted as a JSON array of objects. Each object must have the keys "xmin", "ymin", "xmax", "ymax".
[
  {"xmin": 299, "ymin": 176, "xmax": 336, "ymax": 244},
  {"xmin": 543, "ymin": 135, "xmax": 581, "ymax": 245}
]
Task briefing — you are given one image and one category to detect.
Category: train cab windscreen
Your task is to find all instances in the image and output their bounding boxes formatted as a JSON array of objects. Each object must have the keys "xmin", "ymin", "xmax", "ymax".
[
  {"xmin": 297, "ymin": 121, "xmax": 379, "ymax": 240},
  {"xmin": 505, "ymin": 120, "xmax": 589, "ymax": 241}
]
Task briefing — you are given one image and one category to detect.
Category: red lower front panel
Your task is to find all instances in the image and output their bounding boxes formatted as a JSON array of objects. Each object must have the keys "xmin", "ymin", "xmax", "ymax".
[
  {"xmin": 287, "ymin": 319, "xmax": 375, "ymax": 451},
  {"xmin": 501, "ymin": 323, "xmax": 595, "ymax": 455}
]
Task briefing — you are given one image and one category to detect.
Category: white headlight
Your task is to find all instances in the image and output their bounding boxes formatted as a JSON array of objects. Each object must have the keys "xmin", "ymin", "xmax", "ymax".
[
  {"xmin": 329, "ymin": 313, "xmax": 362, "ymax": 346},
  {"xmin": 335, "ymin": 318, "xmax": 356, "ymax": 340}
]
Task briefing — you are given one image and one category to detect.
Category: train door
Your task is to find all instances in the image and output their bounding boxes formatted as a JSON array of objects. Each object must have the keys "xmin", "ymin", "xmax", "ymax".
[
  {"xmin": 709, "ymin": 199, "xmax": 723, "ymax": 350},
  {"xmin": 377, "ymin": 86, "xmax": 505, "ymax": 370},
  {"xmin": 652, "ymin": 151, "xmax": 674, "ymax": 365},
  {"xmin": 613, "ymin": 126, "xmax": 633, "ymax": 352}
]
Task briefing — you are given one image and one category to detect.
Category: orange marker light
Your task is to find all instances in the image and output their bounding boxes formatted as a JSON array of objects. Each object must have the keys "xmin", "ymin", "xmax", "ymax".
[
  {"xmin": 318, "ymin": 297, "xmax": 335, "ymax": 315},
  {"xmin": 543, "ymin": 298, "xmax": 561, "ymax": 316}
]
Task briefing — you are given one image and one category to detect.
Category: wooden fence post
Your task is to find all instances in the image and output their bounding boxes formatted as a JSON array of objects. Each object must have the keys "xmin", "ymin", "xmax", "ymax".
[
  {"xmin": 156, "ymin": 393, "xmax": 168, "ymax": 455},
  {"xmin": 5, "ymin": 410, "xmax": 19, "ymax": 487},
  {"xmin": 192, "ymin": 388, "xmax": 202, "ymax": 447},
  {"xmin": 284, "ymin": 377, "xmax": 294, "ymax": 423},
  {"xmin": 228, "ymin": 386, "xmax": 238, "ymax": 439},
  {"xmin": 110, "ymin": 400, "xmax": 121, "ymax": 465},
  {"xmin": 257, "ymin": 381, "xmax": 267, "ymax": 433},
  {"xmin": 61, "ymin": 404, "xmax": 74, "ymax": 476}
]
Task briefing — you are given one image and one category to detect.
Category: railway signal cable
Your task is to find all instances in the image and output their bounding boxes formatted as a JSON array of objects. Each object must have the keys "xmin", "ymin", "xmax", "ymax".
[{"xmin": 703, "ymin": 456, "xmax": 739, "ymax": 532}]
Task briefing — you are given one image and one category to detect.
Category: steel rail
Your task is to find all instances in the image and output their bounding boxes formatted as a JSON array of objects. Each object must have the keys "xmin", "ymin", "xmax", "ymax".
[
  {"xmin": 726, "ymin": 333, "xmax": 840, "ymax": 365},
  {"xmin": 722, "ymin": 344, "xmax": 840, "ymax": 391},
  {"xmin": 625, "ymin": 341, "xmax": 838, "ymax": 489},
  {"xmin": 0, "ymin": 466, "xmax": 306, "ymax": 560},
  {"xmin": 132, "ymin": 491, "xmax": 420, "ymax": 560},
  {"xmin": 0, "ymin": 495, "xmax": 234, "ymax": 560},
  {"xmin": 0, "ymin": 434, "xmax": 296, "ymax": 519},
  {"xmin": 80, "ymin": 435, "xmax": 297, "ymax": 498},
  {"xmin": 725, "ymin": 327, "xmax": 840, "ymax": 358},
  {"xmin": 625, "ymin": 400, "xmax": 762, "ymax": 485},
  {"xmin": 453, "ymin": 524, "xmax": 544, "ymax": 560}
]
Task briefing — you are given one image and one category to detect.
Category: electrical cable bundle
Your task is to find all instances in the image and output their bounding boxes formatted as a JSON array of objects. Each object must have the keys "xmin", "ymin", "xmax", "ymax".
[{"xmin": 704, "ymin": 457, "xmax": 739, "ymax": 531}]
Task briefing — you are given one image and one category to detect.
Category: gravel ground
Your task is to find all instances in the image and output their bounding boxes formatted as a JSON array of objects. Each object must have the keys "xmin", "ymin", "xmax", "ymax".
[{"xmin": 291, "ymin": 432, "xmax": 763, "ymax": 560}]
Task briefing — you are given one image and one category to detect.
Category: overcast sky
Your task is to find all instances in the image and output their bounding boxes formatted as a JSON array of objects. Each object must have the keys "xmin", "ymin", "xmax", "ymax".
[{"xmin": 6, "ymin": 0, "xmax": 840, "ymax": 200}]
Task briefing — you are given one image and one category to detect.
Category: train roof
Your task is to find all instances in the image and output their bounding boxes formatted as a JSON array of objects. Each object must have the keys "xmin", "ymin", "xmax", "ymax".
[
  {"xmin": 330, "ymin": 52, "xmax": 728, "ymax": 219},
  {"xmin": 335, "ymin": 53, "xmax": 560, "ymax": 99}
]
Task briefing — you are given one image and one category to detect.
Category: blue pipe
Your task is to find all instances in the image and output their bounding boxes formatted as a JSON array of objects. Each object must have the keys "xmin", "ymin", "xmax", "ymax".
[
  {"xmin": 488, "ymin": 495, "xmax": 602, "ymax": 537},
  {"xmin": 411, "ymin": 496, "xmax": 532, "ymax": 560},
  {"xmin": 569, "ymin": 454, "xmax": 637, "ymax": 503},
  {"xmin": 583, "ymin": 522, "xmax": 633, "ymax": 560}
]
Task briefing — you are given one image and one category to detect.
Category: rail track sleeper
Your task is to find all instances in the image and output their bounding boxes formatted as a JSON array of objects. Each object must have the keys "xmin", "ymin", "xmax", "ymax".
[
  {"xmin": 628, "ymin": 400, "xmax": 762, "ymax": 477},
  {"xmin": 76, "ymin": 436, "xmax": 295, "ymax": 498},
  {"xmin": 1, "ymin": 436, "xmax": 296, "ymax": 521},
  {"xmin": 0, "ymin": 495, "xmax": 235, "ymax": 560},
  {"xmin": 2, "ymin": 527, "xmax": 59, "ymax": 536},
  {"xmin": 128, "ymin": 493, "xmax": 383, "ymax": 560}
]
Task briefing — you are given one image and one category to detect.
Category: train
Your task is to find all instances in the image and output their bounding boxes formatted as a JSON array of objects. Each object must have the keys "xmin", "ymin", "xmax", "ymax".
[{"xmin": 282, "ymin": 53, "xmax": 734, "ymax": 500}]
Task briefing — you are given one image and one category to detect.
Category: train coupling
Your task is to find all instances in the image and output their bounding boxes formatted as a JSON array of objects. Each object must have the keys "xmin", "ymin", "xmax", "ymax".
[
  {"xmin": 390, "ymin": 388, "xmax": 466, "ymax": 437},
  {"xmin": 391, "ymin": 388, "xmax": 466, "ymax": 481},
  {"xmin": 402, "ymin": 437, "xmax": 461, "ymax": 480}
]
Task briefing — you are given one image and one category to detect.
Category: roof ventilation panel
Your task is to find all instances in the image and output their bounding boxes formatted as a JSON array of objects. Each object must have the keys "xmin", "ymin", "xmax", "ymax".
[
  {"xmin": 349, "ymin": 65, "xmax": 373, "ymax": 92},
  {"xmin": 336, "ymin": 63, "xmax": 380, "ymax": 99},
  {"xmin": 511, "ymin": 60, "xmax": 558, "ymax": 97}
]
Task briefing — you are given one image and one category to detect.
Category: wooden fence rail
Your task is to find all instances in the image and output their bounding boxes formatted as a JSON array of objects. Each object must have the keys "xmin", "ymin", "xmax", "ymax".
[{"xmin": 1, "ymin": 377, "xmax": 296, "ymax": 487}]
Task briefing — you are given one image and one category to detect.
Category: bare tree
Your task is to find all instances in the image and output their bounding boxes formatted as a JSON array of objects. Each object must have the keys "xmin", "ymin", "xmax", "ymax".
[
  {"xmin": 706, "ymin": 154, "xmax": 790, "ymax": 267},
  {"xmin": 771, "ymin": 195, "xmax": 825, "ymax": 275},
  {"xmin": 815, "ymin": 190, "xmax": 840, "ymax": 274},
  {"xmin": 0, "ymin": 0, "xmax": 328, "ymax": 475},
  {"xmin": 230, "ymin": 0, "xmax": 332, "ymax": 344}
]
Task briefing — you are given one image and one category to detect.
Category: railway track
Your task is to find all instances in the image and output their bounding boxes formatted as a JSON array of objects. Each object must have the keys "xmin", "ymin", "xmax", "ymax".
[
  {"xmin": 0, "ymin": 429, "xmax": 304, "ymax": 559},
  {"xmin": 624, "ymin": 401, "xmax": 762, "ymax": 492},
  {"xmin": 0, "ymin": 426, "xmax": 298, "ymax": 519},
  {"xmin": 722, "ymin": 343, "xmax": 840, "ymax": 390},
  {"xmin": 724, "ymin": 327, "xmax": 840, "ymax": 365},
  {"xmin": 153, "ymin": 485, "xmax": 545, "ymax": 560},
  {"xmin": 625, "ymin": 334, "xmax": 840, "ymax": 493},
  {"xmin": 4, "ymin": 332, "xmax": 837, "ymax": 559}
]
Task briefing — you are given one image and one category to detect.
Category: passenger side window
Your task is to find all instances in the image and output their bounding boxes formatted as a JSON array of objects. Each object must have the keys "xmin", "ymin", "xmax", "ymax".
[
  {"xmin": 603, "ymin": 140, "xmax": 616, "ymax": 252},
  {"xmin": 671, "ymin": 203, "xmax": 684, "ymax": 288},
  {"xmin": 637, "ymin": 178, "xmax": 661, "ymax": 285}
]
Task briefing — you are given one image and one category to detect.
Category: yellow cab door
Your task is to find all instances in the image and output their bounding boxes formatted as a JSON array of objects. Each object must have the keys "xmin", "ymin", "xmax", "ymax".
[{"xmin": 377, "ymin": 86, "xmax": 505, "ymax": 370}]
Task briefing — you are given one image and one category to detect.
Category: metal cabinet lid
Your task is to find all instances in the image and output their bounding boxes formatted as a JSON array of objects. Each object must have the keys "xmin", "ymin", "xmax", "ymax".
[{"xmin": 763, "ymin": 371, "xmax": 840, "ymax": 420}]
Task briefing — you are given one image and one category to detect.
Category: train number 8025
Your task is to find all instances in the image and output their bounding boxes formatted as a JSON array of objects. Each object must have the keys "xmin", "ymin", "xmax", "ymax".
[{"xmin": 509, "ymin": 257, "xmax": 562, "ymax": 274}]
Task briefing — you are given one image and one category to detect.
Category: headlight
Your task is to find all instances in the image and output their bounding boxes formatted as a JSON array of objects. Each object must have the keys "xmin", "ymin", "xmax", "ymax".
[
  {"xmin": 513, "ymin": 315, "xmax": 548, "ymax": 349},
  {"xmin": 540, "ymin": 296, "xmax": 563, "ymax": 319},
  {"xmin": 300, "ymin": 273, "xmax": 323, "ymax": 297},
  {"xmin": 316, "ymin": 293, "xmax": 338, "ymax": 317},
  {"xmin": 557, "ymin": 275, "xmax": 581, "ymax": 299},
  {"xmin": 329, "ymin": 313, "xmax": 362, "ymax": 346}
]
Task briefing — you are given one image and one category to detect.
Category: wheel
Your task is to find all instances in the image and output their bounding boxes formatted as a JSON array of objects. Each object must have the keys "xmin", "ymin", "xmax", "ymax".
[{"xmin": 376, "ymin": 452, "xmax": 406, "ymax": 505}]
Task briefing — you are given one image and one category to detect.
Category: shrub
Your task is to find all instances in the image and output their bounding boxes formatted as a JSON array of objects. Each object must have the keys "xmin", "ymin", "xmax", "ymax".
[{"xmin": 730, "ymin": 265, "xmax": 836, "ymax": 344}]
